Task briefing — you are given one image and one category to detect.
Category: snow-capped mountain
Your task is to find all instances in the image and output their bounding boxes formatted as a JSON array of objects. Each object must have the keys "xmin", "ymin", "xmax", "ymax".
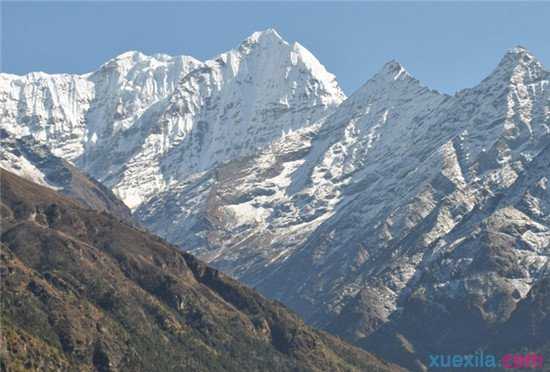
[
  {"xmin": 1, "ymin": 29, "xmax": 344, "ymax": 210},
  {"xmin": 137, "ymin": 46, "xmax": 549, "ymax": 370},
  {"xmin": 107, "ymin": 29, "xmax": 344, "ymax": 208},
  {"xmin": 2, "ymin": 30, "xmax": 549, "ymax": 370},
  {"xmin": 0, "ymin": 51, "xmax": 201, "ymax": 162}
]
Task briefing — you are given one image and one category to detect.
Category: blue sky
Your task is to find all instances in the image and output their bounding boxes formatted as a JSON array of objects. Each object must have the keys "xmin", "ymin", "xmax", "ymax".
[{"xmin": 2, "ymin": 2, "xmax": 549, "ymax": 95}]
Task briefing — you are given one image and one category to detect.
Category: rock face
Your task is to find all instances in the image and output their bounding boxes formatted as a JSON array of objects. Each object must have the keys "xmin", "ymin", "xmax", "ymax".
[
  {"xmin": 0, "ymin": 29, "xmax": 344, "ymax": 210},
  {"xmin": 2, "ymin": 29, "xmax": 549, "ymax": 370},
  {"xmin": 0, "ymin": 51, "xmax": 201, "ymax": 162},
  {"xmin": 0, "ymin": 169, "xmax": 401, "ymax": 372},
  {"xmin": 492, "ymin": 271, "xmax": 550, "ymax": 358},
  {"xmin": 136, "ymin": 46, "xmax": 550, "ymax": 369},
  {"xmin": 0, "ymin": 129, "xmax": 131, "ymax": 221}
]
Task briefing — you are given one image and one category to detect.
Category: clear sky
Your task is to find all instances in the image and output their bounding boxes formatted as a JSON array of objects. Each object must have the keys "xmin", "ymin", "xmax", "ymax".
[{"xmin": 2, "ymin": 1, "xmax": 549, "ymax": 95}]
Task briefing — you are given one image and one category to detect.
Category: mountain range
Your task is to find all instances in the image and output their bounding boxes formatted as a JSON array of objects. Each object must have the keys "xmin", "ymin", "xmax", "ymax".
[
  {"xmin": 0, "ymin": 169, "xmax": 400, "ymax": 371},
  {"xmin": 1, "ymin": 29, "xmax": 549, "ymax": 370}
]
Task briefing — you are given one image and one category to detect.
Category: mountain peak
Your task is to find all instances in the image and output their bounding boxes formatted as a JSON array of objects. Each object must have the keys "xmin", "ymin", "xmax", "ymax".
[
  {"xmin": 364, "ymin": 60, "xmax": 415, "ymax": 87},
  {"xmin": 482, "ymin": 45, "xmax": 545, "ymax": 87},
  {"xmin": 380, "ymin": 60, "xmax": 412, "ymax": 81},
  {"xmin": 507, "ymin": 45, "xmax": 533, "ymax": 56},
  {"xmin": 102, "ymin": 51, "xmax": 151, "ymax": 66},
  {"xmin": 213, "ymin": 29, "xmax": 344, "ymax": 103},
  {"xmin": 243, "ymin": 28, "xmax": 286, "ymax": 47},
  {"xmin": 114, "ymin": 50, "xmax": 144, "ymax": 60},
  {"xmin": 498, "ymin": 45, "xmax": 539, "ymax": 68},
  {"xmin": 98, "ymin": 50, "xmax": 149, "ymax": 72}
]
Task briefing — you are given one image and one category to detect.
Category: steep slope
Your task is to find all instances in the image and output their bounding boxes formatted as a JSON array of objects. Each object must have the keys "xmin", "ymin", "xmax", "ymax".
[
  {"xmin": 0, "ymin": 130, "xmax": 131, "ymax": 221},
  {"xmin": 0, "ymin": 51, "xmax": 201, "ymax": 162},
  {"xmin": 135, "ymin": 59, "xmax": 445, "ymax": 270},
  {"xmin": 98, "ymin": 29, "xmax": 345, "ymax": 209},
  {"xmin": 137, "ymin": 47, "xmax": 549, "ymax": 370},
  {"xmin": 4, "ymin": 35, "xmax": 548, "ymax": 370},
  {"xmin": 0, "ymin": 169, "xmax": 401, "ymax": 372},
  {"xmin": 491, "ymin": 271, "xmax": 550, "ymax": 360},
  {"xmin": 263, "ymin": 45, "xmax": 549, "ymax": 323},
  {"xmin": 0, "ymin": 29, "xmax": 345, "ymax": 210}
]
